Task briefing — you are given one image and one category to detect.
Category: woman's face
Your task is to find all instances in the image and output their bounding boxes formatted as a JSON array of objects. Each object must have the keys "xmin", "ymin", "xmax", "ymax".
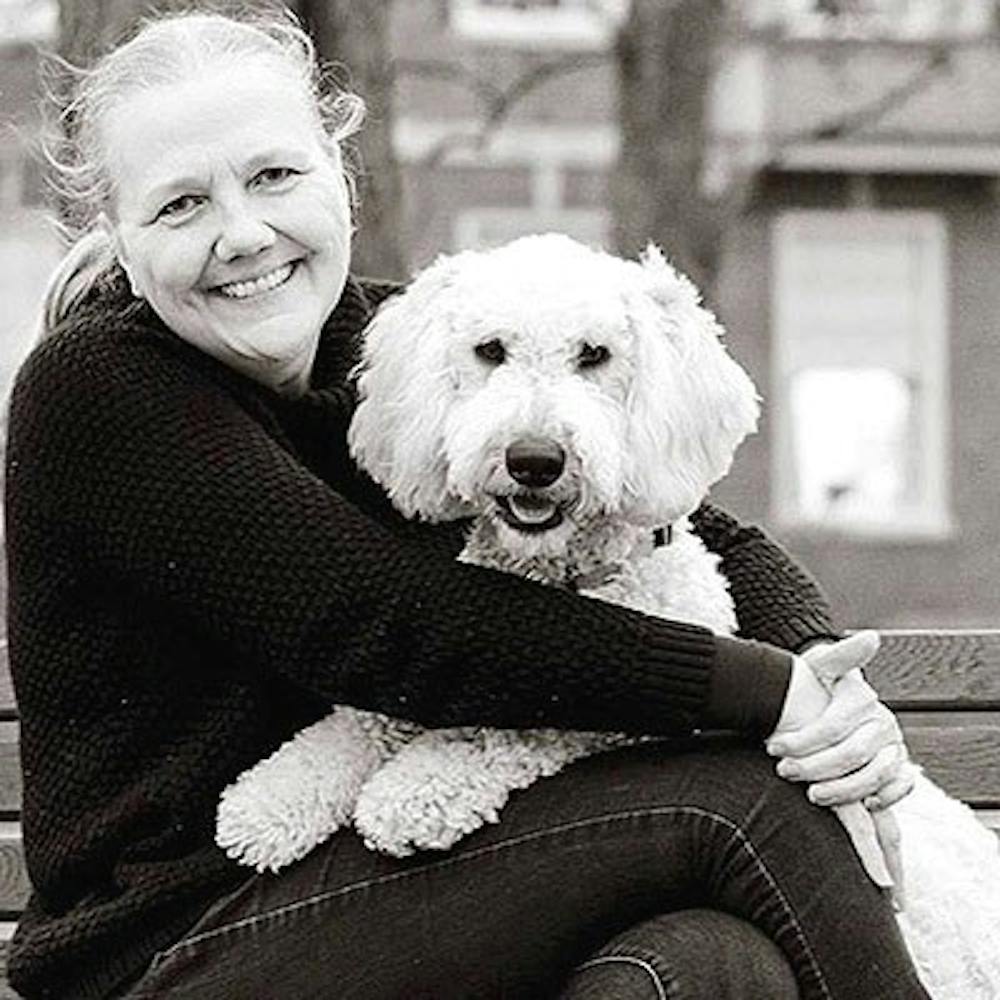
[{"xmin": 102, "ymin": 61, "xmax": 351, "ymax": 392}]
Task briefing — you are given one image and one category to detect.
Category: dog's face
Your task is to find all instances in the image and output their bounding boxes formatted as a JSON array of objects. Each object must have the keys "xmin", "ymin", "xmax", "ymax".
[{"xmin": 349, "ymin": 234, "xmax": 759, "ymax": 551}]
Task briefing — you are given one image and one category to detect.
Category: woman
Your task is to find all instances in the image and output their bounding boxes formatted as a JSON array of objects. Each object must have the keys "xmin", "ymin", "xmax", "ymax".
[{"xmin": 4, "ymin": 9, "xmax": 925, "ymax": 999}]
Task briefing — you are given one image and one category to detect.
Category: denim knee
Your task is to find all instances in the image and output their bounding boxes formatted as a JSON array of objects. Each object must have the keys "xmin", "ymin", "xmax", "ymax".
[{"xmin": 560, "ymin": 909, "xmax": 799, "ymax": 1000}]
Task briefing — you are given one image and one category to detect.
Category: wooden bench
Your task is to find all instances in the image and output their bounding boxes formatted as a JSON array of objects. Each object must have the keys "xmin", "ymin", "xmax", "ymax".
[{"xmin": 0, "ymin": 630, "xmax": 996, "ymax": 996}]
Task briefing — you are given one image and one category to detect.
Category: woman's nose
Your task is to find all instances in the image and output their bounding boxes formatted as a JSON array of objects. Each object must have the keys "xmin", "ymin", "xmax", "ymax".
[{"xmin": 214, "ymin": 201, "xmax": 275, "ymax": 261}]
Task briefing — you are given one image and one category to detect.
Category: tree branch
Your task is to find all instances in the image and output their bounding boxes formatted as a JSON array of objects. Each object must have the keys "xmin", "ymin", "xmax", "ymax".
[
  {"xmin": 808, "ymin": 45, "xmax": 951, "ymax": 141},
  {"xmin": 396, "ymin": 51, "xmax": 610, "ymax": 168}
]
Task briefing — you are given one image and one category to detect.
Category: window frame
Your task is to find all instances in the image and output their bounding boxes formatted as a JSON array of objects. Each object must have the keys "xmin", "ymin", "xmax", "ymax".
[{"xmin": 770, "ymin": 208, "xmax": 952, "ymax": 540}]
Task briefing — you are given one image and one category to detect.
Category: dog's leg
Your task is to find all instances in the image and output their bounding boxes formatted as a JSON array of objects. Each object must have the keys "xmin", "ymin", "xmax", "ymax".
[
  {"xmin": 216, "ymin": 707, "xmax": 388, "ymax": 872},
  {"xmin": 353, "ymin": 727, "xmax": 623, "ymax": 857},
  {"xmin": 891, "ymin": 772, "xmax": 1000, "ymax": 995}
]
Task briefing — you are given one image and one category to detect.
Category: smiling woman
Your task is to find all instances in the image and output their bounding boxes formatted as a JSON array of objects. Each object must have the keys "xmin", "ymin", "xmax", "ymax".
[
  {"xmin": 103, "ymin": 66, "xmax": 352, "ymax": 393},
  {"xmin": 2, "ymin": 7, "xmax": 932, "ymax": 1000}
]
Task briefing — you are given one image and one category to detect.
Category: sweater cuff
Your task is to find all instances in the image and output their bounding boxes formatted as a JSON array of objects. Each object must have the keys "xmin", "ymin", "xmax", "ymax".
[
  {"xmin": 705, "ymin": 637, "xmax": 794, "ymax": 735},
  {"xmin": 756, "ymin": 613, "xmax": 843, "ymax": 655},
  {"xmin": 618, "ymin": 620, "xmax": 717, "ymax": 734}
]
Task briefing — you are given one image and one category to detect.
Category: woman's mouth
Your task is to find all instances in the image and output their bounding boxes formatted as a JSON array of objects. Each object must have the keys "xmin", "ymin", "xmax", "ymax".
[
  {"xmin": 495, "ymin": 494, "xmax": 564, "ymax": 533},
  {"xmin": 215, "ymin": 261, "xmax": 297, "ymax": 300}
]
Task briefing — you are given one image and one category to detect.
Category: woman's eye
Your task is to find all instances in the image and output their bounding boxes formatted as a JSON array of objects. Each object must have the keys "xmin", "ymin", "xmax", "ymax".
[
  {"xmin": 578, "ymin": 343, "xmax": 611, "ymax": 369},
  {"xmin": 157, "ymin": 194, "xmax": 204, "ymax": 222},
  {"xmin": 253, "ymin": 166, "xmax": 299, "ymax": 189},
  {"xmin": 474, "ymin": 339, "xmax": 506, "ymax": 366}
]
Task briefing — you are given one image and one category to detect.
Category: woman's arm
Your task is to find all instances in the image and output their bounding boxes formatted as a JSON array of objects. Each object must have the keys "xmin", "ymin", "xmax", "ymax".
[
  {"xmin": 6, "ymin": 308, "xmax": 793, "ymax": 742},
  {"xmin": 691, "ymin": 504, "xmax": 842, "ymax": 651}
]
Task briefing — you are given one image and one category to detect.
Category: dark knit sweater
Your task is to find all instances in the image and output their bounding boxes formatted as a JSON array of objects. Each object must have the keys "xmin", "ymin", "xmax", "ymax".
[{"xmin": 3, "ymin": 272, "xmax": 838, "ymax": 999}]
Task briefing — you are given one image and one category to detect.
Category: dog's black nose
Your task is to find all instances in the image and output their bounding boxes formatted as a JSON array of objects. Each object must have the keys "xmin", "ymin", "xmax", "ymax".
[{"xmin": 505, "ymin": 437, "xmax": 565, "ymax": 488}]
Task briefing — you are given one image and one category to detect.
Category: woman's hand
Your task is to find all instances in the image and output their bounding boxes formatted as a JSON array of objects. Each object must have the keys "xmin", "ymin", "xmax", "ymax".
[
  {"xmin": 766, "ymin": 632, "xmax": 914, "ymax": 904},
  {"xmin": 771, "ymin": 636, "xmax": 914, "ymax": 810}
]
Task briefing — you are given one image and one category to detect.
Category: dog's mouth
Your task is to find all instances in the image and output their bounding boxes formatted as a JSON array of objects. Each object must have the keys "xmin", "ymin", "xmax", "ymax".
[{"xmin": 494, "ymin": 494, "xmax": 565, "ymax": 533}]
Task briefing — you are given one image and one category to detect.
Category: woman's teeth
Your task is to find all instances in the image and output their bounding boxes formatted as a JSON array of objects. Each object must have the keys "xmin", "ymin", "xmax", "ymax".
[{"xmin": 217, "ymin": 262, "xmax": 295, "ymax": 299}]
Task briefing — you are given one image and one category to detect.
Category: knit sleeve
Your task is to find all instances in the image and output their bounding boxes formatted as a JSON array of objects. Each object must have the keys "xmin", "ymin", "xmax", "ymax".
[
  {"xmin": 6, "ymin": 317, "xmax": 790, "ymax": 738},
  {"xmin": 691, "ymin": 504, "xmax": 842, "ymax": 652}
]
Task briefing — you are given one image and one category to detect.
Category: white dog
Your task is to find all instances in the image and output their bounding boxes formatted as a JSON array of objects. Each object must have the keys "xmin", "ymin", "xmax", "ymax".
[{"xmin": 216, "ymin": 235, "xmax": 999, "ymax": 998}]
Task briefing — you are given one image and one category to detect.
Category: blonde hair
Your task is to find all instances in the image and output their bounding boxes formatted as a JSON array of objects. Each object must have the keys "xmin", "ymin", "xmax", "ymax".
[{"xmin": 39, "ymin": 6, "xmax": 365, "ymax": 339}]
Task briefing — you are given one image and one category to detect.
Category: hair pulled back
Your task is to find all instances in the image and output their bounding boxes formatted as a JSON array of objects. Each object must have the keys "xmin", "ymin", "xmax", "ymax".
[{"xmin": 39, "ymin": 6, "xmax": 365, "ymax": 336}]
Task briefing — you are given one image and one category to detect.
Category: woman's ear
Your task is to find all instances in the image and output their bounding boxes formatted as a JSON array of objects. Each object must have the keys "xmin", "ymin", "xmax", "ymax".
[
  {"xmin": 622, "ymin": 244, "xmax": 760, "ymax": 524},
  {"xmin": 348, "ymin": 254, "xmax": 468, "ymax": 521},
  {"xmin": 101, "ymin": 214, "xmax": 143, "ymax": 299}
]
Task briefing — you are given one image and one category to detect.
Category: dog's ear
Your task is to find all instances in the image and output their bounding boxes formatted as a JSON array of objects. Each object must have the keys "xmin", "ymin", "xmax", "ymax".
[
  {"xmin": 622, "ymin": 244, "xmax": 760, "ymax": 524},
  {"xmin": 348, "ymin": 255, "xmax": 469, "ymax": 520}
]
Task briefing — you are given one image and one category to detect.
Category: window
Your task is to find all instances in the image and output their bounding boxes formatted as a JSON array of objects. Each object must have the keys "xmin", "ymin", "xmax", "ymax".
[
  {"xmin": 771, "ymin": 210, "xmax": 950, "ymax": 538},
  {"xmin": 449, "ymin": 0, "xmax": 626, "ymax": 49}
]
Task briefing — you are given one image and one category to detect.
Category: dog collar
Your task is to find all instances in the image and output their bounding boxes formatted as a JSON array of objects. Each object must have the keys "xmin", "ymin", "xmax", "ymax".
[
  {"xmin": 653, "ymin": 525, "xmax": 673, "ymax": 548},
  {"xmin": 565, "ymin": 525, "xmax": 672, "ymax": 592}
]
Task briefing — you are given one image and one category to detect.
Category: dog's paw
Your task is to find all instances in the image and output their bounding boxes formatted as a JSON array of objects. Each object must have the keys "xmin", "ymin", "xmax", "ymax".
[
  {"xmin": 216, "ymin": 778, "xmax": 335, "ymax": 873},
  {"xmin": 353, "ymin": 740, "xmax": 512, "ymax": 857},
  {"xmin": 354, "ymin": 801, "xmax": 480, "ymax": 858},
  {"xmin": 215, "ymin": 713, "xmax": 382, "ymax": 872}
]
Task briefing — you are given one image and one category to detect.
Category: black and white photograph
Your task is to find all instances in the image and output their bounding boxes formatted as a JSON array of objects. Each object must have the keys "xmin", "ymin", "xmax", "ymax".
[{"xmin": 0, "ymin": 1, "xmax": 998, "ymax": 997}]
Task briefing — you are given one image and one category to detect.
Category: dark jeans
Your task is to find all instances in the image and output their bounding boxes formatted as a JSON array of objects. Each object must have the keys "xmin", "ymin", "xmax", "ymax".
[
  {"xmin": 558, "ymin": 909, "xmax": 800, "ymax": 999},
  {"xmin": 125, "ymin": 740, "xmax": 928, "ymax": 999}
]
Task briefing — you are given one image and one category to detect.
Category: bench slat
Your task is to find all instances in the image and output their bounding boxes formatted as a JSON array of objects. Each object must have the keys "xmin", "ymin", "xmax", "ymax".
[
  {"xmin": 0, "ymin": 724, "xmax": 19, "ymax": 816},
  {"xmin": 978, "ymin": 810, "xmax": 1000, "ymax": 831},
  {"xmin": 864, "ymin": 630, "xmax": 1000, "ymax": 706},
  {"xmin": 0, "ymin": 825, "xmax": 29, "ymax": 915},
  {"xmin": 900, "ymin": 713, "xmax": 1000, "ymax": 805},
  {"xmin": 0, "ymin": 644, "xmax": 13, "ymax": 718}
]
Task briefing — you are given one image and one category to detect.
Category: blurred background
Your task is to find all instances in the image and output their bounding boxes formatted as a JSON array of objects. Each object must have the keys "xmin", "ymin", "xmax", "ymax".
[{"xmin": 1, "ymin": 0, "xmax": 999, "ymax": 628}]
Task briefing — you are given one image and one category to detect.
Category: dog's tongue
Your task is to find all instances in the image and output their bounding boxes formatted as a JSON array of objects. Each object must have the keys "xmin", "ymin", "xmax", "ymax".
[{"xmin": 508, "ymin": 495, "xmax": 557, "ymax": 525}]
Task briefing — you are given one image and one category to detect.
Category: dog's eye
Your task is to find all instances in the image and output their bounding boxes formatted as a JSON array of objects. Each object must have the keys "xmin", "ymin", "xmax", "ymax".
[
  {"xmin": 475, "ymin": 339, "xmax": 507, "ymax": 366},
  {"xmin": 578, "ymin": 343, "xmax": 611, "ymax": 369}
]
